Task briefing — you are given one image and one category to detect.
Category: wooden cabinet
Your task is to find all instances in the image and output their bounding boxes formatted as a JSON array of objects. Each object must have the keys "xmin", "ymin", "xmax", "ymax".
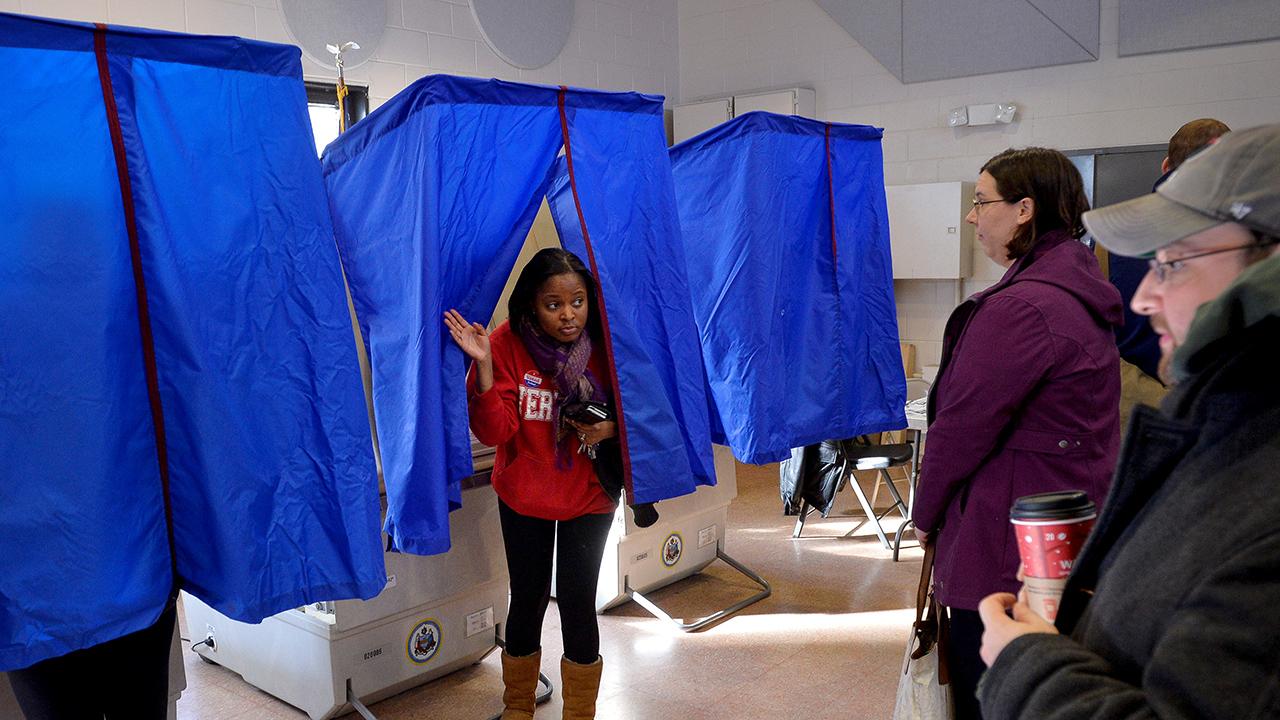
[{"xmin": 887, "ymin": 181, "xmax": 974, "ymax": 279}]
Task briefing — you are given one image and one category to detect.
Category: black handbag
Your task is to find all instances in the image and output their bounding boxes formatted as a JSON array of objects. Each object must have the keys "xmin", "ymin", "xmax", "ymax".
[{"xmin": 562, "ymin": 400, "xmax": 659, "ymax": 528}]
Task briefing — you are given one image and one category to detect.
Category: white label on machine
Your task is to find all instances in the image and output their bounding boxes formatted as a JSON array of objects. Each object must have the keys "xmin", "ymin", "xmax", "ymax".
[
  {"xmin": 385, "ymin": 573, "xmax": 397, "ymax": 588},
  {"xmin": 465, "ymin": 607, "xmax": 495, "ymax": 638},
  {"xmin": 698, "ymin": 525, "xmax": 717, "ymax": 549}
]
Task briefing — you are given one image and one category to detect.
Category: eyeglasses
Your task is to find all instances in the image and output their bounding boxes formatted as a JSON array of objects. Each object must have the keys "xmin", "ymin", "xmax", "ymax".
[
  {"xmin": 971, "ymin": 197, "xmax": 1013, "ymax": 214},
  {"xmin": 1146, "ymin": 241, "xmax": 1268, "ymax": 283}
]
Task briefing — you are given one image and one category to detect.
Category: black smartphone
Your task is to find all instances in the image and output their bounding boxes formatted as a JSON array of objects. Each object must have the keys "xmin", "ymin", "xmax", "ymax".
[{"xmin": 562, "ymin": 400, "xmax": 611, "ymax": 425}]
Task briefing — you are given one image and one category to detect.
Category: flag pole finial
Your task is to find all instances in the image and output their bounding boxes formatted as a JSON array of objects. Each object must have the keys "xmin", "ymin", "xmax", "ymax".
[{"xmin": 325, "ymin": 41, "xmax": 360, "ymax": 134}]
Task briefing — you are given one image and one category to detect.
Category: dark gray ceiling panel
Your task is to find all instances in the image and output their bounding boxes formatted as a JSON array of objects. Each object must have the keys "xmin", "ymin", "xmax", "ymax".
[
  {"xmin": 815, "ymin": 0, "xmax": 1100, "ymax": 83},
  {"xmin": 1029, "ymin": 0, "xmax": 1101, "ymax": 54},
  {"xmin": 902, "ymin": 0, "xmax": 1097, "ymax": 82},
  {"xmin": 1119, "ymin": 0, "xmax": 1280, "ymax": 56},
  {"xmin": 815, "ymin": 0, "xmax": 903, "ymax": 78}
]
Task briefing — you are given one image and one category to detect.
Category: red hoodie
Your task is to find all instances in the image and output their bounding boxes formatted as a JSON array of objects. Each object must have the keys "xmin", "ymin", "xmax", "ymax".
[{"xmin": 467, "ymin": 321, "xmax": 617, "ymax": 520}]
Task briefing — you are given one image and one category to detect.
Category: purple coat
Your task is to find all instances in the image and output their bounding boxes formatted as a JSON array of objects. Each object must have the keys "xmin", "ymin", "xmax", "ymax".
[{"xmin": 915, "ymin": 230, "xmax": 1122, "ymax": 610}]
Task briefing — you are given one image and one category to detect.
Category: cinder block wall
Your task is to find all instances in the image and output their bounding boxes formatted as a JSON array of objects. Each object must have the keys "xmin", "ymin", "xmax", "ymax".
[{"xmin": 678, "ymin": 0, "xmax": 1280, "ymax": 367}]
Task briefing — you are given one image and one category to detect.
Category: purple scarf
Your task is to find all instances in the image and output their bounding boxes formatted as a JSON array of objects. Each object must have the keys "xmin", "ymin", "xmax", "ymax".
[{"xmin": 517, "ymin": 317, "xmax": 607, "ymax": 466}]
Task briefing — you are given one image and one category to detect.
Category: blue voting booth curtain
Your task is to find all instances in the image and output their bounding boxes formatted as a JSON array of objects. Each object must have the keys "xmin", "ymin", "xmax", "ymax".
[
  {"xmin": 323, "ymin": 76, "xmax": 714, "ymax": 553},
  {"xmin": 547, "ymin": 91, "xmax": 715, "ymax": 503},
  {"xmin": 323, "ymin": 77, "xmax": 566, "ymax": 556},
  {"xmin": 670, "ymin": 112, "xmax": 906, "ymax": 465},
  {"xmin": 0, "ymin": 14, "xmax": 385, "ymax": 671}
]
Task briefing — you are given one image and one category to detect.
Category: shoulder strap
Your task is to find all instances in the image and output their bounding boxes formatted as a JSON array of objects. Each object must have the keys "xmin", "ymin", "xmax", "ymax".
[{"xmin": 914, "ymin": 540, "xmax": 935, "ymax": 623}]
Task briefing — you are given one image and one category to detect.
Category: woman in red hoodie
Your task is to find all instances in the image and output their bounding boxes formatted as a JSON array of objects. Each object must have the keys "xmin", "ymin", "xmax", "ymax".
[{"xmin": 444, "ymin": 248, "xmax": 616, "ymax": 720}]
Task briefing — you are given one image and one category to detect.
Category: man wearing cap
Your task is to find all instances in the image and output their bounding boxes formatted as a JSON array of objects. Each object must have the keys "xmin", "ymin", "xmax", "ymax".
[{"xmin": 974, "ymin": 124, "xmax": 1280, "ymax": 719}]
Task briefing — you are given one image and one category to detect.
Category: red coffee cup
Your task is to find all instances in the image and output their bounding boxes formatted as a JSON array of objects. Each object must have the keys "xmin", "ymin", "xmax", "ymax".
[{"xmin": 1010, "ymin": 491, "xmax": 1097, "ymax": 622}]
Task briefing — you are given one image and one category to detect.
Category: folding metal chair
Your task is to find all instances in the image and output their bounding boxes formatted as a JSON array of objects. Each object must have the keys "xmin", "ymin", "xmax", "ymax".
[{"xmin": 791, "ymin": 436, "xmax": 912, "ymax": 550}]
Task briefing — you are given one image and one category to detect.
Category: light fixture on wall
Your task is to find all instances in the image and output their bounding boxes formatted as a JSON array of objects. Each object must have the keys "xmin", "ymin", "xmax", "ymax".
[{"xmin": 947, "ymin": 103, "xmax": 1017, "ymax": 127}]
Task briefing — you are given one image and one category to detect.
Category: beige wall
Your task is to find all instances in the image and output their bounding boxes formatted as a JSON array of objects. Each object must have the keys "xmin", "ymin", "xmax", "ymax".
[
  {"xmin": 9, "ymin": 0, "xmax": 679, "ymax": 110},
  {"xmin": 679, "ymin": 0, "xmax": 1280, "ymax": 368},
  {"xmin": 490, "ymin": 201, "xmax": 565, "ymax": 328}
]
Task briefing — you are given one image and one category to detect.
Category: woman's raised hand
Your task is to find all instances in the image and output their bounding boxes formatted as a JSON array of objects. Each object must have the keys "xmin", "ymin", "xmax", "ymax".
[{"xmin": 443, "ymin": 309, "xmax": 491, "ymax": 363}]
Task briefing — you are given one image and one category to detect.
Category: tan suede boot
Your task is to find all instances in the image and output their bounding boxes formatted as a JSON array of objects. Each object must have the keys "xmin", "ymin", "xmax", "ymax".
[
  {"xmin": 500, "ymin": 649, "xmax": 541, "ymax": 719},
  {"xmin": 560, "ymin": 655, "xmax": 603, "ymax": 720}
]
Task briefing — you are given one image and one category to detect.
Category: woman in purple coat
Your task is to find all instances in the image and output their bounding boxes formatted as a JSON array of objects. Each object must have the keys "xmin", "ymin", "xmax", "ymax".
[{"xmin": 912, "ymin": 147, "xmax": 1123, "ymax": 719}]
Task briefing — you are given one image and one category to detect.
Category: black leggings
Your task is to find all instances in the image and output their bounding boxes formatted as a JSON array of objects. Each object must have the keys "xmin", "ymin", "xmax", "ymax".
[
  {"xmin": 499, "ymin": 500, "xmax": 613, "ymax": 665},
  {"xmin": 8, "ymin": 601, "xmax": 176, "ymax": 720}
]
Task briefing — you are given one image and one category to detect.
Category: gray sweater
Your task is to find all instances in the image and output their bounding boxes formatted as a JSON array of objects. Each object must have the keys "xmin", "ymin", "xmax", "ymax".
[{"xmin": 978, "ymin": 254, "xmax": 1280, "ymax": 719}]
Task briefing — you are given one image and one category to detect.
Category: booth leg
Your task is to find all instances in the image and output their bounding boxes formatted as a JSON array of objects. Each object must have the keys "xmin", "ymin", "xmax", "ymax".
[
  {"xmin": 348, "ymin": 681, "xmax": 378, "ymax": 720},
  {"xmin": 624, "ymin": 548, "xmax": 771, "ymax": 633}
]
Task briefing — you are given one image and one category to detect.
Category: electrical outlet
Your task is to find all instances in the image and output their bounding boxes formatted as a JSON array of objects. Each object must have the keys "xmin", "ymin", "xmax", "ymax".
[{"xmin": 204, "ymin": 624, "xmax": 217, "ymax": 652}]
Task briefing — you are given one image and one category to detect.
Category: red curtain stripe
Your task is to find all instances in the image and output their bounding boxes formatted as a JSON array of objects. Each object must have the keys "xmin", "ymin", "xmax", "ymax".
[{"xmin": 556, "ymin": 87, "xmax": 634, "ymax": 495}]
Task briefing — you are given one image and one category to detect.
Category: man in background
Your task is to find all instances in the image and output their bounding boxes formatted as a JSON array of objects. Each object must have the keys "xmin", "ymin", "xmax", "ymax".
[
  {"xmin": 1111, "ymin": 118, "xmax": 1230, "ymax": 427},
  {"xmin": 1160, "ymin": 118, "xmax": 1232, "ymax": 178}
]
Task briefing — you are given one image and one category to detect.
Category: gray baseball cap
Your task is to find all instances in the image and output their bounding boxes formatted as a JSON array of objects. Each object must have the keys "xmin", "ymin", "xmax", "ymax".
[{"xmin": 1083, "ymin": 123, "xmax": 1280, "ymax": 258}]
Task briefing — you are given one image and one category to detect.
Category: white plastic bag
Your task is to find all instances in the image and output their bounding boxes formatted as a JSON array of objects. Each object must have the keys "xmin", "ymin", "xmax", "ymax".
[
  {"xmin": 893, "ymin": 541, "xmax": 954, "ymax": 720},
  {"xmin": 892, "ymin": 623, "xmax": 953, "ymax": 720}
]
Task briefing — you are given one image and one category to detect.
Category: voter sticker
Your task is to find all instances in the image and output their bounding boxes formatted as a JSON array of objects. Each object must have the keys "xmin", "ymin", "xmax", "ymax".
[
  {"xmin": 523, "ymin": 372, "xmax": 543, "ymax": 388},
  {"xmin": 406, "ymin": 618, "xmax": 442, "ymax": 664},
  {"xmin": 662, "ymin": 532, "xmax": 683, "ymax": 568}
]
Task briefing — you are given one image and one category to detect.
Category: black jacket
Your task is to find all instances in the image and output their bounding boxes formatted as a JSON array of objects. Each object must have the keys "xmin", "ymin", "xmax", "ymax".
[
  {"xmin": 779, "ymin": 441, "xmax": 845, "ymax": 515},
  {"xmin": 979, "ymin": 255, "xmax": 1280, "ymax": 719}
]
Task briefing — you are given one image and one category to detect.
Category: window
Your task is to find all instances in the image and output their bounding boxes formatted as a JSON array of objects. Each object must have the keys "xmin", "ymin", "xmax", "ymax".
[{"xmin": 305, "ymin": 81, "xmax": 369, "ymax": 156}]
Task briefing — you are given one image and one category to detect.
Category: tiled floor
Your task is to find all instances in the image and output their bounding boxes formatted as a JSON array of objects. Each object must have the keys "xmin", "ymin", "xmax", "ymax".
[{"xmin": 175, "ymin": 463, "xmax": 923, "ymax": 719}]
